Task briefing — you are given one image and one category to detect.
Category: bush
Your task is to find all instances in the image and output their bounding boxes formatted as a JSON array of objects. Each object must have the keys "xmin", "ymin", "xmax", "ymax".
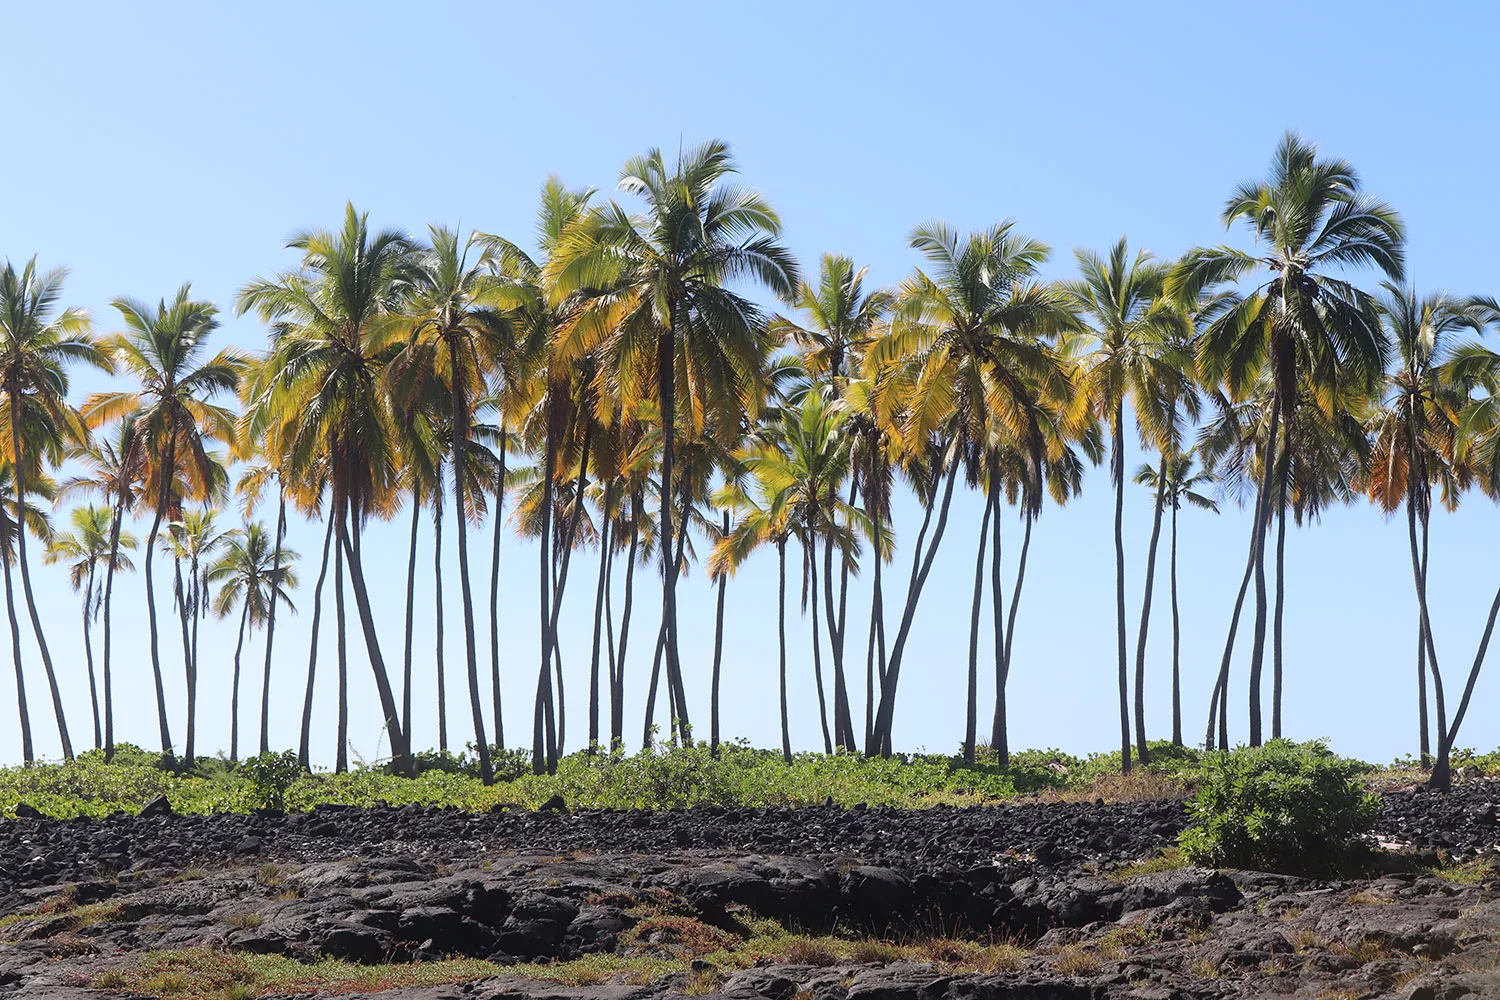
[
  {"xmin": 1178, "ymin": 740, "xmax": 1377, "ymax": 873},
  {"xmin": 239, "ymin": 751, "xmax": 303, "ymax": 811}
]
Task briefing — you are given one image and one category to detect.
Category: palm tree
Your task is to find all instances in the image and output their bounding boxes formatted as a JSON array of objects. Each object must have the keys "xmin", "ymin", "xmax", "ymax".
[
  {"xmin": 1365, "ymin": 287, "xmax": 1490, "ymax": 765},
  {"xmin": 45, "ymin": 506, "xmax": 138, "ymax": 750},
  {"xmin": 207, "ymin": 522, "xmax": 298, "ymax": 762},
  {"xmin": 0, "ymin": 462, "xmax": 54, "ymax": 762},
  {"xmin": 1066, "ymin": 238, "xmax": 1193, "ymax": 771},
  {"xmin": 162, "ymin": 506, "xmax": 233, "ymax": 765},
  {"xmin": 1171, "ymin": 131, "xmax": 1402, "ymax": 747},
  {"xmin": 548, "ymin": 140, "xmax": 800, "ymax": 748},
  {"xmin": 867, "ymin": 221, "xmax": 1072, "ymax": 756},
  {"xmin": 1133, "ymin": 454, "xmax": 1216, "ymax": 746},
  {"xmin": 236, "ymin": 204, "xmax": 415, "ymax": 773},
  {"xmin": 235, "ymin": 454, "xmax": 291, "ymax": 756},
  {"xmin": 0, "ymin": 258, "xmax": 110, "ymax": 761},
  {"xmin": 83, "ymin": 285, "xmax": 240, "ymax": 763},
  {"xmin": 56, "ymin": 417, "xmax": 145, "ymax": 760}
]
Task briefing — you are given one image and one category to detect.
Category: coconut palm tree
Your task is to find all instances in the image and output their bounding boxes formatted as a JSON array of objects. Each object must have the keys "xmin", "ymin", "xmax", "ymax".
[
  {"xmin": 547, "ymin": 141, "xmax": 800, "ymax": 748},
  {"xmin": 0, "ymin": 258, "xmax": 110, "ymax": 761},
  {"xmin": 1133, "ymin": 454, "xmax": 1217, "ymax": 746},
  {"xmin": 236, "ymin": 204, "xmax": 415, "ymax": 773},
  {"xmin": 207, "ymin": 522, "xmax": 299, "ymax": 762},
  {"xmin": 162, "ymin": 506, "xmax": 233, "ymax": 766},
  {"xmin": 44, "ymin": 506, "xmax": 138, "ymax": 751},
  {"xmin": 866, "ymin": 221, "xmax": 1073, "ymax": 757},
  {"xmin": 56, "ymin": 416, "xmax": 146, "ymax": 759},
  {"xmin": 1170, "ymin": 131, "xmax": 1403, "ymax": 747},
  {"xmin": 84, "ymin": 286, "xmax": 241, "ymax": 763},
  {"xmin": 0, "ymin": 462, "xmax": 54, "ymax": 762}
]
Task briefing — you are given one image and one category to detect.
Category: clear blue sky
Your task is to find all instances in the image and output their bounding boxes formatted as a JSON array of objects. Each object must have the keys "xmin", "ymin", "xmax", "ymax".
[{"xmin": 1, "ymin": 1, "xmax": 1497, "ymax": 767}]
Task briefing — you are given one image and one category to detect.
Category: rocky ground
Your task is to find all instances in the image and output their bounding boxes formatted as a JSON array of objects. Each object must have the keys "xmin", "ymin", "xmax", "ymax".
[{"xmin": 1, "ymin": 781, "xmax": 1498, "ymax": 999}]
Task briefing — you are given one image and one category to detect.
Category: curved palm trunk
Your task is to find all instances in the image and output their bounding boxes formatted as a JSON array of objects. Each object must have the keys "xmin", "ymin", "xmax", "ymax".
[
  {"xmin": 642, "ymin": 514, "xmax": 686, "ymax": 749},
  {"xmin": 334, "ymin": 521, "xmax": 349, "ymax": 774},
  {"xmin": 1271, "ymin": 493, "xmax": 1288, "ymax": 740},
  {"xmin": 1111, "ymin": 408, "xmax": 1130, "ymax": 774},
  {"xmin": 102, "ymin": 499, "xmax": 126, "ymax": 759},
  {"xmin": 1246, "ymin": 410, "xmax": 1282, "ymax": 747},
  {"xmin": 997, "ymin": 511, "xmax": 1034, "ymax": 761},
  {"xmin": 532, "ymin": 429, "xmax": 558, "ymax": 775},
  {"xmin": 230, "ymin": 600, "xmax": 250, "ymax": 763},
  {"xmin": 865, "ymin": 521, "xmax": 886, "ymax": 751},
  {"xmin": 543, "ymin": 429, "xmax": 592, "ymax": 764},
  {"xmin": 10, "ymin": 411, "xmax": 71, "ymax": 761},
  {"xmin": 1132, "ymin": 464, "xmax": 1170, "ymax": 764},
  {"xmin": 1409, "ymin": 496, "xmax": 1450, "ymax": 784},
  {"xmin": 401, "ymin": 486, "xmax": 420, "ymax": 742},
  {"xmin": 709, "ymin": 511, "xmax": 728, "ymax": 757},
  {"xmin": 190, "ymin": 557, "xmax": 203, "ymax": 760},
  {"xmin": 340, "ymin": 502, "xmax": 410, "ymax": 771},
  {"xmin": 434, "ymin": 482, "xmax": 448, "ymax": 752},
  {"xmin": 587, "ymin": 487, "xmax": 614, "ymax": 751},
  {"xmin": 1170, "ymin": 502, "xmax": 1182, "ymax": 747},
  {"xmin": 777, "ymin": 538, "xmax": 791, "ymax": 763},
  {"xmin": 806, "ymin": 540, "xmax": 833, "ymax": 755},
  {"xmin": 4, "ymin": 549, "xmax": 33, "ymax": 762},
  {"xmin": 451, "ymin": 376, "xmax": 493, "ymax": 783},
  {"xmin": 612, "ymin": 493, "xmax": 640, "ymax": 752},
  {"xmin": 1417, "ymin": 509, "xmax": 1431, "ymax": 765},
  {"xmin": 173, "ymin": 557, "xmax": 195, "ymax": 765},
  {"xmin": 259, "ymin": 490, "xmax": 286, "ymax": 755},
  {"xmin": 868, "ymin": 456, "xmax": 960, "ymax": 755},
  {"xmin": 988, "ymin": 477, "xmax": 1007, "ymax": 766},
  {"xmin": 488, "ymin": 428, "xmax": 507, "ymax": 750},
  {"xmin": 832, "ymin": 479, "xmax": 856, "ymax": 751},
  {"xmin": 657, "ymin": 310, "xmax": 690, "ymax": 745},
  {"xmin": 298, "ymin": 513, "xmax": 336, "ymax": 771},
  {"xmin": 82, "ymin": 565, "xmax": 101, "ymax": 750},
  {"xmin": 143, "ymin": 438, "xmax": 176, "ymax": 760},
  {"xmin": 1432, "ymin": 580, "xmax": 1500, "ymax": 789},
  {"xmin": 963, "ymin": 490, "xmax": 993, "ymax": 762}
]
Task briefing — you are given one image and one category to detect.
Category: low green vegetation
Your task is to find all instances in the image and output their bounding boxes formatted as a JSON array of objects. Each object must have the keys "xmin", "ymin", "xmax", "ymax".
[{"xmin": 1178, "ymin": 739, "xmax": 1379, "ymax": 873}]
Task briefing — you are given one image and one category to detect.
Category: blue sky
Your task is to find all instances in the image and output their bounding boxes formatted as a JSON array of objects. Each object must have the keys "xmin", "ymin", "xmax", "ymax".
[{"xmin": 1, "ymin": 1, "xmax": 1498, "ymax": 766}]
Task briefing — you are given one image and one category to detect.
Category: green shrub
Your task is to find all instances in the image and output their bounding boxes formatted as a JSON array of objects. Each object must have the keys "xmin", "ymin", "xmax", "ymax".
[
  {"xmin": 239, "ymin": 750, "xmax": 303, "ymax": 811},
  {"xmin": 1178, "ymin": 740, "xmax": 1377, "ymax": 873}
]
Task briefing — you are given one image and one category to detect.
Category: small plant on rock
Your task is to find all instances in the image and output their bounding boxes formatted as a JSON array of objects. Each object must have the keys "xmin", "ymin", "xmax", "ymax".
[
  {"xmin": 239, "ymin": 751, "xmax": 302, "ymax": 811},
  {"xmin": 1178, "ymin": 740, "xmax": 1377, "ymax": 874}
]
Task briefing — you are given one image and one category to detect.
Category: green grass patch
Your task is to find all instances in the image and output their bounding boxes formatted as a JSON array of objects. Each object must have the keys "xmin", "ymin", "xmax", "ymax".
[{"xmin": 1111, "ymin": 847, "xmax": 1189, "ymax": 878}]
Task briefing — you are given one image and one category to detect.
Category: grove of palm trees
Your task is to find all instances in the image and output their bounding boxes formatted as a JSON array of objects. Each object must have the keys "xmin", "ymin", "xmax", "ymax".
[{"xmin": 3, "ymin": 132, "xmax": 1499, "ymax": 795}]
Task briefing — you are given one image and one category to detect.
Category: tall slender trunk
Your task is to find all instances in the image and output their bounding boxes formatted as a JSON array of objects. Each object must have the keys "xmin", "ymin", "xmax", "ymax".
[
  {"xmin": 864, "ymin": 531, "xmax": 883, "ymax": 752},
  {"xmin": 102, "ymin": 499, "xmax": 126, "ymax": 759},
  {"xmin": 298, "ymin": 513, "xmax": 336, "ymax": 770},
  {"xmin": 1112, "ymin": 406, "xmax": 1130, "ymax": 774},
  {"xmin": 10, "ymin": 402, "xmax": 71, "ymax": 761},
  {"xmin": 588, "ymin": 484, "xmax": 614, "ymax": 751},
  {"xmin": 868, "ymin": 455, "xmax": 960, "ymax": 755},
  {"xmin": 1432, "ymin": 579, "xmax": 1500, "ymax": 789},
  {"xmin": 1133, "ymin": 463, "xmax": 1170, "ymax": 764},
  {"xmin": 963, "ymin": 489, "xmax": 993, "ymax": 762},
  {"xmin": 230, "ymin": 601, "xmax": 249, "ymax": 763},
  {"xmin": 612, "ymin": 491, "xmax": 640, "ymax": 751},
  {"xmin": 1170, "ymin": 502, "xmax": 1182, "ymax": 747},
  {"xmin": 988, "ymin": 475, "xmax": 1007, "ymax": 766},
  {"xmin": 832, "ymin": 479, "xmax": 856, "ymax": 750},
  {"xmin": 1271, "ymin": 486, "xmax": 1288, "ymax": 740},
  {"xmin": 997, "ymin": 511, "xmax": 1034, "ymax": 760},
  {"xmin": 489, "ymin": 428, "xmax": 507, "ymax": 750},
  {"xmin": 82, "ymin": 565, "xmax": 101, "ymax": 750},
  {"xmin": 1246, "ymin": 406, "xmax": 1281, "ymax": 746},
  {"xmin": 1417, "ymin": 507, "xmax": 1431, "ymax": 765},
  {"xmin": 340, "ymin": 498, "xmax": 410, "ymax": 770},
  {"xmin": 190, "ymin": 554, "xmax": 202, "ymax": 760},
  {"xmin": 806, "ymin": 539, "xmax": 833, "ymax": 755},
  {"xmin": 1409, "ymin": 495, "xmax": 1448, "ymax": 782},
  {"xmin": 402, "ymin": 485, "xmax": 419, "ymax": 742},
  {"xmin": 434, "ymin": 479, "xmax": 448, "ymax": 752},
  {"xmin": 777, "ymin": 538, "xmax": 791, "ymax": 763},
  {"xmin": 643, "ymin": 512, "xmax": 686, "ymax": 748},
  {"xmin": 143, "ymin": 437, "xmax": 176, "ymax": 759},
  {"xmin": 603, "ymin": 523, "xmax": 618, "ymax": 750},
  {"xmin": 451, "ymin": 367, "xmax": 493, "ymax": 783},
  {"xmin": 334, "ymin": 517, "xmax": 349, "ymax": 774},
  {"xmin": 532, "ymin": 426, "xmax": 558, "ymax": 775},
  {"xmin": 657, "ymin": 307, "xmax": 687, "ymax": 745},
  {"xmin": 4, "ymin": 548, "xmax": 32, "ymax": 763},
  {"xmin": 259, "ymin": 490, "xmax": 286, "ymax": 756},
  {"xmin": 544, "ymin": 427, "xmax": 591, "ymax": 765},
  {"xmin": 709, "ymin": 512, "xmax": 728, "ymax": 757},
  {"xmin": 174, "ymin": 556, "xmax": 195, "ymax": 766}
]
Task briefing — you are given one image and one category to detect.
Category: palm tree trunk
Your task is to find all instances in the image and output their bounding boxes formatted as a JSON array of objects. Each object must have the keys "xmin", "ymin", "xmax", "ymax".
[
  {"xmin": 1432, "ymin": 579, "xmax": 1500, "ymax": 789},
  {"xmin": 402, "ymin": 485, "xmax": 419, "ymax": 742},
  {"xmin": 866, "ymin": 517, "xmax": 887, "ymax": 751},
  {"xmin": 778, "ymin": 537, "xmax": 791, "ymax": 763},
  {"xmin": 1246, "ymin": 406, "xmax": 1281, "ymax": 747},
  {"xmin": 339, "ymin": 500, "xmax": 410, "ymax": 771},
  {"xmin": 998, "ymin": 511, "xmax": 1034, "ymax": 760},
  {"xmin": 489, "ymin": 427, "xmax": 507, "ymax": 750},
  {"xmin": 434, "ymin": 480, "xmax": 448, "ymax": 752},
  {"xmin": 298, "ymin": 512, "xmax": 336, "ymax": 771},
  {"xmin": 230, "ymin": 601, "xmax": 249, "ymax": 763},
  {"xmin": 4, "ymin": 549, "xmax": 33, "ymax": 763},
  {"xmin": 963, "ymin": 489, "xmax": 993, "ymax": 763},
  {"xmin": 642, "ymin": 513, "xmax": 686, "ymax": 749},
  {"xmin": 710, "ymin": 510, "xmax": 728, "ymax": 757},
  {"xmin": 533, "ymin": 426, "xmax": 557, "ymax": 775},
  {"xmin": 1112, "ymin": 407, "xmax": 1130, "ymax": 774},
  {"xmin": 334, "ymin": 518, "xmax": 349, "ymax": 774},
  {"xmin": 143, "ymin": 439, "xmax": 176, "ymax": 760},
  {"xmin": 102, "ymin": 499, "xmax": 126, "ymax": 760},
  {"xmin": 988, "ymin": 475, "xmax": 1007, "ymax": 766},
  {"xmin": 451, "ymin": 369, "xmax": 493, "ymax": 783},
  {"xmin": 259, "ymin": 489, "xmax": 286, "ymax": 756},
  {"xmin": 1133, "ymin": 463, "xmax": 1170, "ymax": 764},
  {"xmin": 1271, "ymin": 490, "xmax": 1288, "ymax": 740},
  {"xmin": 1409, "ymin": 497, "xmax": 1449, "ymax": 783},
  {"xmin": 657, "ymin": 307, "xmax": 685, "ymax": 746},
  {"xmin": 868, "ymin": 455, "xmax": 960, "ymax": 755},
  {"xmin": 612, "ymin": 491, "xmax": 640, "ymax": 752},
  {"xmin": 603, "ymin": 524, "xmax": 618, "ymax": 748},
  {"xmin": 832, "ymin": 478, "xmax": 857, "ymax": 750},
  {"xmin": 1417, "ymin": 508, "xmax": 1431, "ymax": 765},
  {"xmin": 82, "ymin": 564, "xmax": 101, "ymax": 750},
  {"xmin": 174, "ymin": 556, "xmax": 195, "ymax": 766},
  {"xmin": 190, "ymin": 557, "xmax": 202, "ymax": 759},
  {"xmin": 544, "ymin": 428, "xmax": 592, "ymax": 765},
  {"xmin": 806, "ymin": 539, "xmax": 833, "ymax": 755},
  {"xmin": 588, "ymin": 484, "xmax": 614, "ymax": 751},
  {"xmin": 10, "ymin": 402, "xmax": 71, "ymax": 761},
  {"xmin": 1170, "ymin": 501, "xmax": 1182, "ymax": 747}
]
